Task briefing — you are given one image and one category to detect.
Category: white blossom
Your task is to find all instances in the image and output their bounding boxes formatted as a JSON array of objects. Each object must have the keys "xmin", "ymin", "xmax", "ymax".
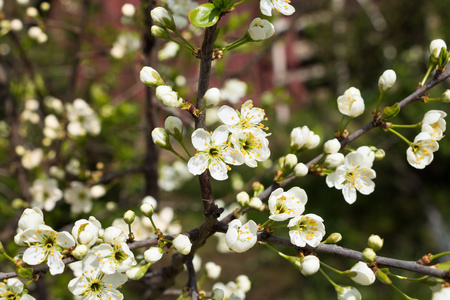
[
  {"xmin": 220, "ymin": 79, "xmax": 247, "ymax": 104},
  {"xmin": 268, "ymin": 187, "xmax": 307, "ymax": 221},
  {"xmin": 0, "ymin": 278, "xmax": 36, "ymax": 300},
  {"xmin": 64, "ymin": 181, "xmax": 93, "ymax": 214},
  {"xmin": 260, "ymin": 0, "xmax": 295, "ymax": 16},
  {"xmin": 144, "ymin": 247, "xmax": 164, "ymax": 263},
  {"xmin": 167, "ymin": 0, "xmax": 199, "ymax": 28},
  {"xmin": 324, "ymin": 138, "xmax": 341, "ymax": 154},
  {"xmin": 324, "ymin": 153, "xmax": 345, "ymax": 169},
  {"xmin": 121, "ymin": 3, "xmax": 135, "ymax": 17},
  {"xmin": 151, "ymin": 7, "xmax": 176, "ymax": 31},
  {"xmin": 378, "ymin": 69, "xmax": 397, "ymax": 92},
  {"xmin": 187, "ymin": 125, "xmax": 244, "ymax": 181},
  {"xmin": 29, "ymin": 178, "xmax": 63, "ymax": 211},
  {"xmin": 337, "ymin": 287, "xmax": 362, "ymax": 300},
  {"xmin": 218, "ymin": 100, "xmax": 269, "ymax": 136},
  {"xmin": 165, "ymin": 116, "xmax": 183, "ymax": 138},
  {"xmin": 14, "ymin": 207, "xmax": 44, "ymax": 246},
  {"xmin": 18, "ymin": 224, "xmax": 75, "ymax": 275},
  {"xmin": 93, "ymin": 242, "xmax": 136, "ymax": 274},
  {"xmin": 326, "ymin": 151, "xmax": 376, "ymax": 204},
  {"xmin": 248, "ymin": 18, "xmax": 275, "ymax": 41},
  {"xmin": 140, "ymin": 66, "xmax": 164, "ymax": 88},
  {"xmin": 406, "ymin": 132, "xmax": 439, "ymax": 169},
  {"xmin": 66, "ymin": 98, "xmax": 101, "ymax": 137},
  {"xmin": 158, "ymin": 41, "xmax": 180, "ymax": 61},
  {"xmin": 430, "ymin": 39, "xmax": 447, "ymax": 60},
  {"xmin": 71, "ymin": 216, "xmax": 102, "ymax": 248},
  {"xmin": 288, "ymin": 214, "xmax": 325, "ymax": 247},
  {"xmin": 294, "ymin": 163, "xmax": 309, "ymax": 177},
  {"xmin": 225, "ymin": 219, "xmax": 258, "ymax": 253},
  {"xmin": 433, "ymin": 287, "xmax": 450, "ymax": 300},
  {"xmin": 229, "ymin": 130, "xmax": 271, "ymax": 168},
  {"xmin": 204, "ymin": 87, "xmax": 221, "ymax": 108},
  {"xmin": 21, "ymin": 148, "xmax": 43, "ymax": 169},
  {"xmin": 337, "ymin": 87, "xmax": 365, "ymax": 118},
  {"xmin": 205, "ymin": 262, "xmax": 222, "ymax": 279},
  {"xmin": 350, "ymin": 261, "xmax": 376, "ymax": 286},
  {"xmin": 421, "ymin": 110, "xmax": 446, "ymax": 141},
  {"xmin": 68, "ymin": 252, "xmax": 128, "ymax": 299},
  {"xmin": 235, "ymin": 275, "xmax": 251, "ymax": 293},
  {"xmin": 172, "ymin": 234, "xmax": 192, "ymax": 255},
  {"xmin": 212, "ymin": 281, "xmax": 246, "ymax": 300},
  {"xmin": 301, "ymin": 255, "xmax": 320, "ymax": 276},
  {"xmin": 156, "ymin": 85, "xmax": 182, "ymax": 107},
  {"xmin": 290, "ymin": 126, "xmax": 321, "ymax": 152}
]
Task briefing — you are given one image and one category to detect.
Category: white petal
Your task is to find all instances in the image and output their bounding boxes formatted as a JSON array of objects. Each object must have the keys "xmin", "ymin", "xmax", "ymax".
[
  {"xmin": 342, "ymin": 185, "xmax": 357, "ymax": 204},
  {"xmin": 209, "ymin": 160, "xmax": 228, "ymax": 181},
  {"xmin": 191, "ymin": 129, "xmax": 209, "ymax": 150},
  {"xmin": 48, "ymin": 251, "xmax": 65, "ymax": 275},
  {"xmin": 212, "ymin": 125, "xmax": 230, "ymax": 145},
  {"xmin": 218, "ymin": 105, "xmax": 239, "ymax": 126},
  {"xmin": 188, "ymin": 154, "xmax": 209, "ymax": 175}
]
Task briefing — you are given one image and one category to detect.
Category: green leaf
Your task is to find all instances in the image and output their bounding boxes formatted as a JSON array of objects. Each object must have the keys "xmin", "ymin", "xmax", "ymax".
[
  {"xmin": 189, "ymin": 3, "xmax": 220, "ymax": 28},
  {"xmin": 383, "ymin": 102, "xmax": 400, "ymax": 120},
  {"xmin": 434, "ymin": 261, "xmax": 450, "ymax": 271}
]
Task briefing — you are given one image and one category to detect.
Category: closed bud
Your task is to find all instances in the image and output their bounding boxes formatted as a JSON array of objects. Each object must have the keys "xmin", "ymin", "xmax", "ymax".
[
  {"xmin": 124, "ymin": 210, "xmax": 136, "ymax": 224},
  {"xmin": 368, "ymin": 234, "xmax": 384, "ymax": 251},
  {"xmin": 151, "ymin": 25, "xmax": 171, "ymax": 40},
  {"xmin": 150, "ymin": 7, "xmax": 176, "ymax": 31},
  {"xmin": 294, "ymin": 162, "xmax": 308, "ymax": 177},
  {"xmin": 305, "ymin": 134, "xmax": 320, "ymax": 150},
  {"xmin": 249, "ymin": 197, "xmax": 264, "ymax": 210},
  {"xmin": 140, "ymin": 66, "xmax": 165, "ymax": 88},
  {"xmin": 236, "ymin": 191, "xmax": 250, "ymax": 207},
  {"xmin": 429, "ymin": 39, "xmax": 447, "ymax": 63},
  {"xmin": 152, "ymin": 127, "xmax": 171, "ymax": 150},
  {"xmin": 378, "ymin": 69, "xmax": 397, "ymax": 92},
  {"xmin": 172, "ymin": 234, "xmax": 192, "ymax": 255},
  {"xmin": 375, "ymin": 268, "xmax": 392, "ymax": 284},
  {"xmin": 382, "ymin": 102, "xmax": 400, "ymax": 120},
  {"xmin": 204, "ymin": 88, "xmax": 221, "ymax": 108},
  {"xmin": 374, "ymin": 149, "xmax": 385, "ymax": 160},
  {"xmin": 362, "ymin": 247, "xmax": 377, "ymax": 263},
  {"xmin": 72, "ymin": 245, "xmax": 88, "ymax": 260},
  {"xmin": 156, "ymin": 85, "xmax": 182, "ymax": 107},
  {"xmin": 322, "ymin": 232, "xmax": 342, "ymax": 244},
  {"xmin": 301, "ymin": 255, "xmax": 320, "ymax": 276},
  {"xmin": 349, "ymin": 261, "xmax": 376, "ymax": 286},
  {"xmin": 164, "ymin": 116, "xmax": 183, "ymax": 140},
  {"xmin": 0, "ymin": 241, "xmax": 4, "ymax": 254},
  {"xmin": 144, "ymin": 247, "xmax": 163, "ymax": 263},
  {"xmin": 248, "ymin": 18, "xmax": 275, "ymax": 41},
  {"xmin": 140, "ymin": 203, "xmax": 154, "ymax": 217},
  {"xmin": 252, "ymin": 181, "xmax": 264, "ymax": 196},
  {"xmin": 442, "ymin": 90, "xmax": 450, "ymax": 103},
  {"xmin": 126, "ymin": 263, "xmax": 151, "ymax": 280},
  {"xmin": 325, "ymin": 153, "xmax": 345, "ymax": 169},
  {"xmin": 438, "ymin": 48, "xmax": 449, "ymax": 69},
  {"xmin": 283, "ymin": 154, "xmax": 298, "ymax": 170},
  {"xmin": 205, "ymin": 262, "xmax": 222, "ymax": 279},
  {"xmin": 324, "ymin": 138, "xmax": 341, "ymax": 154}
]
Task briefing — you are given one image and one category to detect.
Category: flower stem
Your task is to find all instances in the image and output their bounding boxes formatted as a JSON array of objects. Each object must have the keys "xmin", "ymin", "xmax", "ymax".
[
  {"xmin": 375, "ymin": 91, "xmax": 385, "ymax": 114},
  {"xmin": 320, "ymin": 261, "xmax": 346, "ymax": 276},
  {"xmin": 390, "ymin": 283, "xmax": 419, "ymax": 300},
  {"xmin": 259, "ymin": 219, "xmax": 274, "ymax": 230},
  {"xmin": 430, "ymin": 251, "xmax": 450, "ymax": 260},
  {"xmin": 222, "ymin": 35, "xmax": 251, "ymax": 53},
  {"xmin": 169, "ymin": 148, "xmax": 188, "ymax": 162},
  {"xmin": 420, "ymin": 64, "xmax": 434, "ymax": 87},
  {"xmin": 319, "ymin": 268, "xmax": 339, "ymax": 289},
  {"xmin": 338, "ymin": 115, "xmax": 345, "ymax": 134},
  {"xmin": 234, "ymin": 0, "xmax": 252, "ymax": 7},
  {"xmin": 341, "ymin": 117, "xmax": 353, "ymax": 133},
  {"xmin": 179, "ymin": 140, "xmax": 192, "ymax": 157},
  {"xmin": 387, "ymin": 128, "xmax": 413, "ymax": 145},
  {"xmin": 173, "ymin": 28, "xmax": 197, "ymax": 51},
  {"xmin": 389, "ymin": 122, "xmax": 422, "ymax": 129}
]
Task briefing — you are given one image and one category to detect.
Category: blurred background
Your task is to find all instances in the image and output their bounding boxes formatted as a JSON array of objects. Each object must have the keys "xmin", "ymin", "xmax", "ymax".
[{"xmin": 1, "ymin": 0, "xmax": 450, "ymax": 299}]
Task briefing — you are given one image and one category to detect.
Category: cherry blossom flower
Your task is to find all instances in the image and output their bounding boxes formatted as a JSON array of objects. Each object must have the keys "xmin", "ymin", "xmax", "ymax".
[
  {"xmin": 229, "ymin": 130, "xmax": 271, "ymax": 167},
  {"xmin": 290, "ymin": 126, "xmax": 321, "ymax": 152},
  {"xmin": 71, "ymin": 216, "xmax": 102, "ymax": 248},
  {"xmin": 205, "ymin": 262, "xmax": 222, "ymax": 279},
  {"xmin": 220, "ymin": 79, "xmax": 247, "ymax": 104},
  {"xmin": 378, "ymin": 69, "xmax": 397, "ymax": 92},
  {"xmin": 260, "ymin": 0, "xmax": 295, "ymax": 17},
  {"xmin": 300, "ymin": 255, "xmax": 320, "ymax": 276},
  {"xmin": 268, "ymin": 187, "xmax": 307, "ymax": 221},
  {"xmin": 433, "ymin": 287, "xmax": 450, "ymax": 300},
  {"xmin": 337, "ymin": 87, "xmax": 365, "ymax": 118},
  {"xmin": 66, "ymin": 98, "xmax": 101, "ymax": 137},
  {"xmin": 144, "ymin": 247, "xmax": 164, "ymax": 263},
  {"xmin": 225, "ymin": 219, "xmax": 258, "ymax": 253},
  {"xmin": 92, "ymin": 242, "xmax": 136, "ymax": 274},
  {"xmin": 406, "ymin": 132, "xmax": 439, "ymax": 169},
  {"xmin": 0, "ymin": 278, "xmax": 35, "ymax": 300},
  {"xmin": 18, "ymin": 224, "xmax": 75, "ymax": 275},
  {"xmin": 326, "ymin": 151, "xmax": 376, "ymax": 204},
  {"xmin": 187, "ymin": 125, "xmax": 244, "ymax": 181},
  {"xmin": 172, "ymin": 234, "xmax": 192, "ymax": 255},
  {"xmin": 68, "ymin": 252, "xmax": 128, "ymax": 300},
  {"xmin": 64, "ymin": 181, "xmax": 93, "ymax": 214},
  {"xmin": 421, "ymin": 110, "xmax": 446, "ymax": 141},
  {"xmin": 337, "ymin": 286, "xmax": 362, "ymax": 300},
  {"xmin": 218, "ymin": 100, "xmax": 269, "ymax": 136},
  {"xmin": 349, "ymin": 261, "xmax": 376, "ymax": 286},
  {"xmin": 212, "ymin": 281, "xmax": 246, "ymax": 300},
  {"xmin": 288, "ymin": 214, "xmax": 325, "ymax": 247},
  {"xmin": 29, "ymin": 178, "xmax": 63, "ymax": 211},
  {"xmin": 247, "ymin": 18, "xmax": 275, "ymax": 41}
]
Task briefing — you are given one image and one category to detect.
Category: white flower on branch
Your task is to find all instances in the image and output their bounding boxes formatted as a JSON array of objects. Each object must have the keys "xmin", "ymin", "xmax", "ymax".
[
  {"xmin": 288, "ymin": 213, "xmax": 325, "ymax": 247},
  {"xmin": 378, "ymin": 69, "xmax": 397, "ymax": 92},
  {"xmin": 229, "ymin": 130, "xmax": 271, "ymax": 168},
  {"xmin": 144, "ymin": 247, "xmax": 164, "ymax": 263},
  {"xmin": 259, "ymin": 0, "xmax": 295, "ymax": 17},
  {"xmin": 406, "ymin": 132, "xmax": 439, "ymax": 169},
  {"xmin": 68, "ymin": 252, "xmax": 128, "ymax": 299},
  {"xmin": 429, "ymin": 39, "xmax": 447, "ymax": 60},
  {"xmin": 421, "ymin": 110, "xmax": 447, "ymax": 141},
  {"xmin": 187, "ymin": 125, "xmax": 244, "ymax": 181},
  {"xmin": 92, "ymin": 242, "xmax": 137, "ymax": 274},
  {"xmin": 326, "ymin": 150, "xmax": 376, "ymax": 204},
  {"xmin": 247, "ymin": 18, "xmax": 275, "ymax": 41},
  {"xmin": 349, "ymin": 261, "xmax": 376, "ymax": 286},
  {"xmin": 18, "ymin": 224, "xmax": 75, "ymax": 275},
  {"xmin": 71, "ymin": 216, "xmax": 102, "ymax": 248},
  {"xmin": 172, "ymin": 234, "xmax": 192, "ymax": 255},
  {"xmin": 433, "ymin": 287, "xmax": 450, "ymax": 300},
  {"xmin": 156, "ymin": 85, "xmax": 183, "ymax": 107},
  {"xmin": 64, "ymin": 181, "xmax": 93, "ymax": 214},
  {"xmin": 0, "ymin": 278, "xmax": 35, "ymax": 300},
  {"xmin": 337, "ymin": 286, "xmax": 362, "ymax": 300},
  {"xmin": 290, "ymin": 125, "xmax": 321, "ymax": 152},
  {"xmin": 220, "ymin": 79, "xmax": 247, "ymax": 104},
  {"xmin": 66, "ymin": 98, "xmax": 101, "ymax": 137},
  {"xmin": 337, "ymin": 87, "xmax": 365, "ymax": 118},
  {"xmin": 218, "ymin": 100, "xmax": 269, "ymax": 136},
  {"xmin": 300, "ymin": 255, "xmax": 320, "ymax": 276},
  {"xmin": 29, "ymin": 178, "xmax": 63, "ymax": 212},
  {"xmin": 225, "ymin": 219, "xmax": 258, "ymax": 253},
  {"xmin": 268, "ymin": 187, "xmax": 307, "ymax": 221}
]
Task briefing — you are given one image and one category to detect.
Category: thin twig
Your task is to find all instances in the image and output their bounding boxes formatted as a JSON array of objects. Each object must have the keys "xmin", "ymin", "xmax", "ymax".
[{"xmin": 186, "ymin": 259, "xmax": 199, "ymax": 300}]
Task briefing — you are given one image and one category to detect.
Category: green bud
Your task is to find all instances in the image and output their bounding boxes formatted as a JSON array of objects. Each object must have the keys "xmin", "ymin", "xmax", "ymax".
[
  {"xmin": 362, "ymin": 247, "xmax": 377, "ymax": 263},
  {"xmin": 252, "ymin": 182, "xmax": 264, "ymax": 197},
  {"xmin": 151, "ymin": 128, "xmax": 171, "ymax": 150},
  {"xmin": 442, "ymin": 90, "xmax": 450, "ymax": 103},
  {"xmin": 126, "ymin": 263, "xmax": 151, "ymax": 280},
  {"xmin": 382, "ymin": 102, "xmax": 400, "ymax": 120},
  {"xmin": 124, "ymin": 210, "xmax": 136, "ymax": 224},
  {"xmin": 368, "ymin": 234, "xmax": 384, "ymax": 251},
  {"xmin": 140, "ymin": 203, "xmax": 154, "ymax": 217},
  {"xmin": 12, "ymin": 198, "xmax": 26, "ymax": 209},
  {"xmin": 374, "ymin": 149, "xmax": 385, "ymax": 160},
  {"xmin": 375, "ymin": 268, "xmax": 392, "ymax": 284},
  {"xmin": 150, "ymin": 7, "xmax": 176, "ymax": 31},
  {"xmin": 151, "ymin": 25, "xmax": 172, "ymax": 40},
  {"xmin": 322, "ymin": 232, "xmax": 342, "ymax": 244},
  {"xmin": 283, "ymin": 154, "xmax": 298, "ymax": 171},
  {"xmin": 438, "ymin": 49, "xmax": 449, "ymax": 69}
]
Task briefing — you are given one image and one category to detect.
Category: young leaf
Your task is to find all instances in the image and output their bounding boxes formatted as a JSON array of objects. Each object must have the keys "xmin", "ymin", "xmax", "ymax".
[{"xmin": 189, "ymin": 3, "xmax": 220, "ymax": 28}]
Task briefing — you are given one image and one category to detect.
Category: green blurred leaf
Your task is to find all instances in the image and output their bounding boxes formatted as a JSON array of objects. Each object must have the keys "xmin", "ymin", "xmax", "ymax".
[
  {"xmin": 434, "ymin": 261, "xmax": 450, "ymax": 270},
  {"xmin": 213, "ymin": 0, "xmax": 234, "ymax": 12},
  {"xmin": 189, "ymin": 4, "xmax": 220, "ymax": 28}
]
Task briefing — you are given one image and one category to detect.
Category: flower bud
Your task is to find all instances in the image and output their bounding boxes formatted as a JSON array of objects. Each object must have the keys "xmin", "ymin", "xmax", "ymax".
[
  {"xmin": 236, "ymin": 191, "xmax": 250, "ymax": 207},
  {"xmin": 252, "ymin": 181, "xmax": 264, "ymax": 196},
  {"xmin": 172, "ymin": 234, "xmax": 192, "ymax": 255},
  {"xmin": 430, "ymin": 39, "xmax": 447, "ymax": 62},
  {"xmin": 442, "ymin": 89, "xmax": 450, "ymax": 103},
  {"xmin": 164, "ymin": 116, "xmax": 183, "ymax": 140},
  {"xmin": 140, "ymin": 66, "xmax": 165, "ymax": 88},
  {"xmin": 204, "ymin": 88, "xmax": 221, "ymax": 108},
  {"xmin": 249, "ymin": 197, "xmax": 264, "ymax": 210},
  {"xmin": 150, "ymin": 7, "xmax": 176, "ymax": 31},
  {"xmin": 362, "ymin": 247, "xmax": 377, "ymax": 263},
  {"xmin": 337, "ymin": 286, "xmax": 362, "ymax": 300},
  {"xmin": 248, "ymin": 18, "xmax": 275, "ymax": 41},
  {"xmin": 126, "ymin": 263, "xmax": 151, "ymax": 280},
  {"xmin": 375, "ymin": 269, "xmax": 392, "ymax": 285},
  {"xmin": 294, "ymin": 163, "xmax": 308, "ymax": 177},
  {"xmin": 140, "ymin": 202, "xmax": 154, "ymax": 217},
  {"xmin": 205, "ymin": 262, "xmax": 222, "ymax": 279},
  {"xmin": 323, "ymin": 138, "xmax": 341, "ymax": 154},
  {"xmin": 124, "ymin": 210, "xmax": 136, "ymax": 224},
  {"xmin": 367, "ymin": 234, "xmax": 384, "ymax": 252},
  {"xmin": 152, "ymin": 127, "xmax": 171, "ymax": 150},
  {"xmin": 283, "ymin": 154, "xmax": 298, "ymax": 170},
  {"xmin": 236, "ymin": 275, "xmax": 251, "ymax": 293},
  {"xmin": 121, "ymin": 3, "xmax": 136, "ymax": 17},
  {"xmin": 378, "ymin": 69, "xmax": 396, "ymax": 92},
  {"xmin": 211, "ymin": 288, "xmax": 225, "ymax": 300},
  {"xmin": 349, "ymin": 261, "xmax": 376, "ymax": 286},
  {"xmin": 322, "ymin": 232, "xmax": 342, "ymax": 244},
  {"xmin": 156, "ymin": 85, "xmax": 182, "ymax": 107},
  {"xmin": 72, "ymin": 244, "xmax": 88, "ymax": 260},
  {"xmin": 151, "ymin": 25, "xmax": 172, "ymax": 40},
  {"xmin": 305, "ymin": 134, "xmax": 320, "ymax": 150},
  {"xmin": 144, "ymin": 247, "xmax": 163, "ymax": 263},
  {"xmin": 374, "ymin": 149, "xmax": 385, "ymax": 160},
  {"xmin": 324, "ymin": 153, "xmax": 344, "ymax": 168},
  {"xmin": 301, "ymin": 255, "xmax": 320, "ymax": 276}
]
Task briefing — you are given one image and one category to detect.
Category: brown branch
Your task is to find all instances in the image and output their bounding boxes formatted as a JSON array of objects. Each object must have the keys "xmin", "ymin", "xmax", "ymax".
[{"xmin": 186, "ymin": 259, "xmax": 199, "ymax": 300}]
